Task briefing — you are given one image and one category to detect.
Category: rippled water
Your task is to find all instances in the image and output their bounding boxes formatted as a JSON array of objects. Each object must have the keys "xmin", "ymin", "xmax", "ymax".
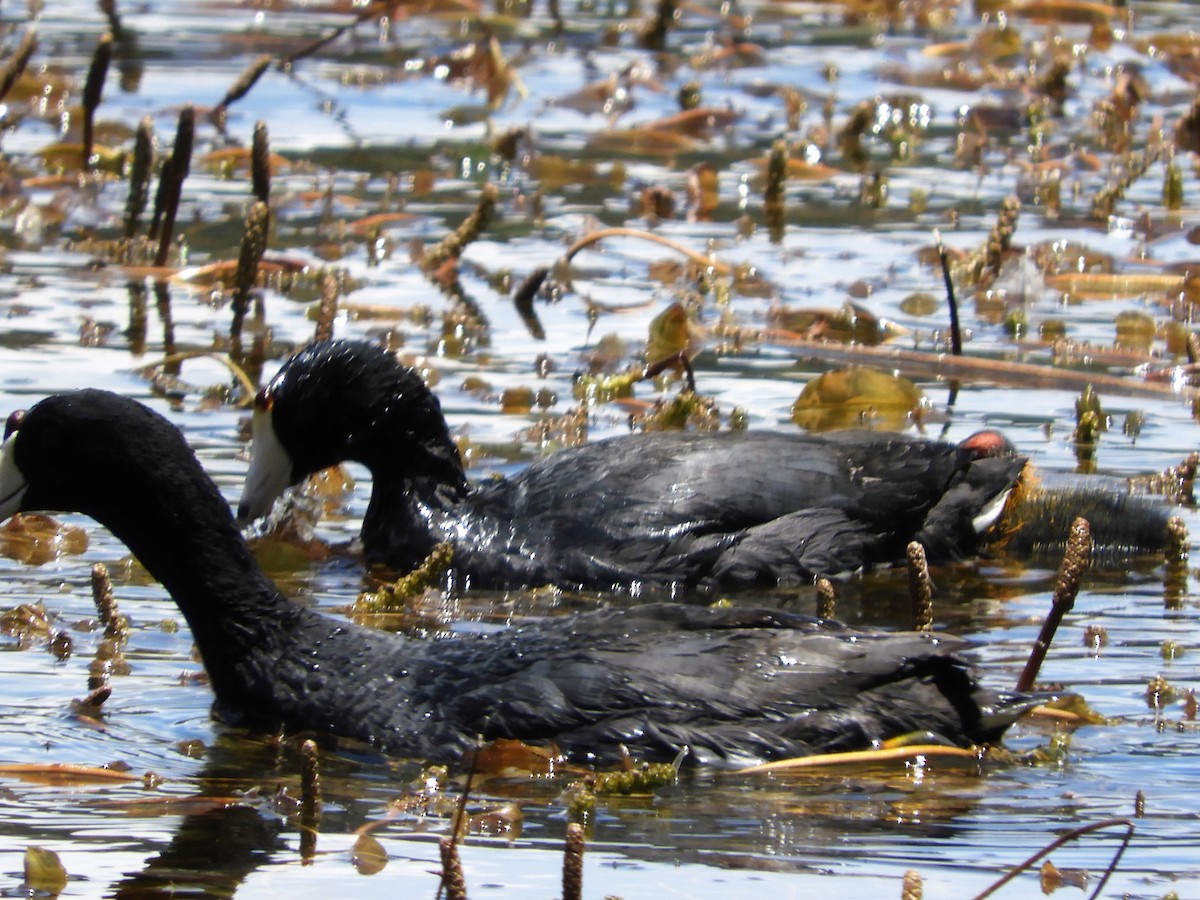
[{"xmin": 1, "ymin": 0, "xmax": 1200, "ymax": 896}]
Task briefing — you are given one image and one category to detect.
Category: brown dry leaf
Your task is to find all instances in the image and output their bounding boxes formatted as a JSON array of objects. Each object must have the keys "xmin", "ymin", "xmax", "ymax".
[
  {"xmin": 347, "ymin": 211, "xmax": 417, "ymax": 237},
  {"xmin": 35, "ymin": 142, "xmax": 125, "ymax": 173},
  {"xmin": 461, "ymin": 738, "xmax": 566, "ymax": 778},
  {"xmin": 1137, "ymin": 32, "xmax": 1200, "ymax": 57},
  {"xmin": 0, "ymin": 601, "xmax": 56, "ymax": 644},
  {"xmin": 767, "ymin": 302, "xmax": 905, "ymax": 345},
  {"xmin": 1044, "ymin": 271, "xmax": 1185, "ymax": 299},
  {"xmin": 468, "ymin": 801, "xmax": 523, "ymax": 838},
  {"xmin": 200, "ymin": 146, "xmax": 292, "ymax": 174},
  {"xmin": 636, "ymin": 107, "xmax": 740, "ymax": 139},
  {"xmin": 0, "ymin": 762, "xmax": 140, "ymax": 784},
  {"xmin": 351, "ymin": 832, "xmax": 389, "ymax": 875},
  {"xmin": 5, "ymin": 70, "xmax": 73, "ymax": 107},
  {"xmin": 588, "ymin": 128, "xmax": 698, "ymax": 156},
  {"xmin": 1010, "ymin": 0, "xmax": 1115, "ymax": 25},
  {"xmin": 791, "ymin": 366, "xmax": 925, "ymax": 432},
  {"xmin": 172, "ymin": 257, "xmax": 311, "ymax": 288},
  {"xmin": 749, "ymin": 155, "xmax": 840, "ymax": 183},
  {"xmin": 0, "ymin": 513, "xmax": 89, "ymax": 565},
  {"xmin": 528, "ymin": 155, "xmax": 617, "ymax": 190}
]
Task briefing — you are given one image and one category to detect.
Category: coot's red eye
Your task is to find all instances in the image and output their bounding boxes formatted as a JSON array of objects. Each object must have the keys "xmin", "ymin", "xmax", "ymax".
[
  {"xmin": 4, "ymin": 409, "xmax": 25, "ymax": 440},
  {"xmin": 254, "ymin": 388, "xmax": 274, "ymax": 413}
]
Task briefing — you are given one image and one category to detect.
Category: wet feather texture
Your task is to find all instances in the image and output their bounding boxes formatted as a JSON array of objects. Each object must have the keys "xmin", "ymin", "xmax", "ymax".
[
  {"xmin": 0, "ymin": 391, "xmax": 1043, "ymax": 766},
  {"xmin": 240, "ymin": 340, "xmax": 1028, "ymax": 590}
]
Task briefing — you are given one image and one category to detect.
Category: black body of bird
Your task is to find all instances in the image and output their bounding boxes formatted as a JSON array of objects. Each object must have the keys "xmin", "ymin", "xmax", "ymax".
[
  {"xmin": 239, "ymin": 340, "xmax": 1028, "ymax": 591},
  {"xmin": 0, "ymin": 391, "xmax": 1045, "ymax": 766}
]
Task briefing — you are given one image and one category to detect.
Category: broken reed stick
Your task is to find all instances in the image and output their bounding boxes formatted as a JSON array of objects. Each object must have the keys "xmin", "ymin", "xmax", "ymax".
[
  {"xmin": 934, "ymin": 229, "xmax": 962, "ymax": 356},
  {"xmin": 563, "ymin": 822, "xmax": 584, "ymax": 900},
  {"xmin": 0, "ymin": 31, "xmax": 37, "ymax": 103},
  {"xmin": 1015, "ymin": 517, "xmax": 1092, "ymax": 692},
  {"xmin": 210, "ymin": 53, "xmax": 273, "ymax": 126},
  {"xmin": 81, "ymin": 33, "xmax": 112, "ymax": 172},
  {"xmin": 759, "ymin": 331, "xmax": 1200, "ymax": 404},
  {"xmin": 907, "ymin": 541, "xmax": 933, "ymax": 631},
  {"xmin": 969, "ymin": 817, "xmax": 1133, "ymax": 900},
  {"xmin": 737, "ymin": 743, "xmax": 978, "ymax": 775}
]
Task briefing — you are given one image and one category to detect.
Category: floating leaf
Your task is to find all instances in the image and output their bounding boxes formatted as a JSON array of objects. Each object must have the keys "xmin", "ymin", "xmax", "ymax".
[
  {"xmin": 200, "ymin": 146, "xmax": 291, "ymax": 175},
  {"xmin": 24, "ymin": 846, "xmax": 67, "ymax": 895},
  {"xmin": 468, "ymin": 801, "xmax": 523, "ymax": 838},
  {"xmin": 0, "ymin": 762, "xmax": 139, "ymax": 784},
  {"xmin": 1044, "ymin": 271, "xmax": 1185, "ymax": 299},
  {"xmin": 588, "ymin": 128, "xmax": 697, "ymax": 156},
  {"xmin": 0, "ymin": 513, "xmax": 89, "ymax": 565},
  {"xmin": 1114, "ymin": 310, "xmax": 1156, "ymax": 352},
  {"xmin": 646, "ymin": 302, "xmax": 697, "ymax": 365},
  {"xmin": 173, "ymin": 257, "xmax": 311, "ymax": 288},
  {"xmin": 899, "ymin": 292, "xmax": 939, "ymax": 316},
  {"xmin": 35, "ymin": 141, "xmax": 125, "ymax": 174},
  {"xmin": 351, "ymin": 833, "xmax": 388, "ymax": 875},
  {"xmin": 792, "ymin": 367, "xmax": 925, "ymax": 432},
  {"xmin": 767, "ymin": 302, "xmax": 905, "ymax": 345},
  {"xmin": 748, "ymin": 153, "xmax": 840, "ymax": 184},
  {"xmin": 461, "ymin": 737, "xmax": 565, "ymax": 778},
  {"xmin": 346, "ymin": 211, "xmax": 417, "ymax": 237},
  {"xmin": 1011, "ymin": 0, "xmax": 1115, "ymax": 26},
  {"xmin": 0, "ymin": 601, "xmax": 55, "ymax": 641}
]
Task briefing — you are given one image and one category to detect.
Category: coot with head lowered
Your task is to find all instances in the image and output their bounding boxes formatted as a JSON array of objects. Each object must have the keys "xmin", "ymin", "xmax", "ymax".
[
  {"xmin": 0, "ymin": 391, "xmax": 1045, "ymax": 766},
  {"xmin": 238, "ymin": 340, "xmax": 1026, "ymax": 591}
]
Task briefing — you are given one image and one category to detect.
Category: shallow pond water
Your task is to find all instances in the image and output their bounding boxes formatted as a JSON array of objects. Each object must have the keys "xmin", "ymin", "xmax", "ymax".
[{"xmin": 1, "ymin": 0, "xmax": 1200, "ymax": 896}]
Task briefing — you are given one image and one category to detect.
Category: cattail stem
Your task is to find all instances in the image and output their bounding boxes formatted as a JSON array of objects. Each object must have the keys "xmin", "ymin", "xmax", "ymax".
[
  {"xmin": 422, "ymin": 184, "xmax": 499, "ymax": 274},
  {"xmin": 314, "ymin": 272, "xmax": 340, "ymax": 343},
  {"xmin": 231, "ymin": 201, "xmax": 271, "ymax": 340},
  {"xmin": 439, "ymin": 837, "xmax": 467, "ymax": 900},
  {"xmin": 907, "ymin": 541, "xmax": 933, "ymax": 631},
  {"xmin": 299, "ymin": 738, "xmax": 321, "ymax": 862},
  {"xmin": 563, "ymin": 822, "xmax": 584, "ymax": 900},
  {"xmin": 210, "ymin": 53, "xmax": 273, "ymax": 127},
  {"xmin": 0, "ymin": 31, "xmax": 37, "ymax": 103},
  {"xmin": 816, "ymin": 577, "xmax": 836, "ymax": 620},
  {"xmin": 1016, "ymin": 517, "xmax": 1091, "ymax": 691}
]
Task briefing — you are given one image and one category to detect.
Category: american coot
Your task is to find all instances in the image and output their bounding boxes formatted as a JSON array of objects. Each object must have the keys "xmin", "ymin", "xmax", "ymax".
[
  {"xmin": 0, "ymin": 391, "xmax": 1045, "ymax": 766},
  {"xmin": 238, "ymin": 340, "xmax": 1027, "ymax": 591}
]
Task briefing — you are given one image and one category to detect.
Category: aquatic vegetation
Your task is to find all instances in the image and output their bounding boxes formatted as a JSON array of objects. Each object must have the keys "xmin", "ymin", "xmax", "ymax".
[{"xmin": 0, "ymin": 0, "xmax": 1199, "ymax": 894}]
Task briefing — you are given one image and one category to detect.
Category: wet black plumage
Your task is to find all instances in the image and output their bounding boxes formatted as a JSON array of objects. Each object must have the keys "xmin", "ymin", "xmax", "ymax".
[
  {"xmin": 239, "ymin": 340, "xmax": 1027, "ymax": 590},
  {"xmin": 0, "ymin": 391, "xmax": 1044, "ymax": 766}
]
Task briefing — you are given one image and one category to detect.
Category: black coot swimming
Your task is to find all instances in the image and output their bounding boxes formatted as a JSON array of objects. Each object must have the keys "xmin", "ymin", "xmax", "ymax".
[
  {"xmin": 238, "ymin": 340, "xmax": 1027, "ymax": 591},
  {"xmin": 0, "ymin": 391, "xmax": 1046, "ymax": 766}
]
